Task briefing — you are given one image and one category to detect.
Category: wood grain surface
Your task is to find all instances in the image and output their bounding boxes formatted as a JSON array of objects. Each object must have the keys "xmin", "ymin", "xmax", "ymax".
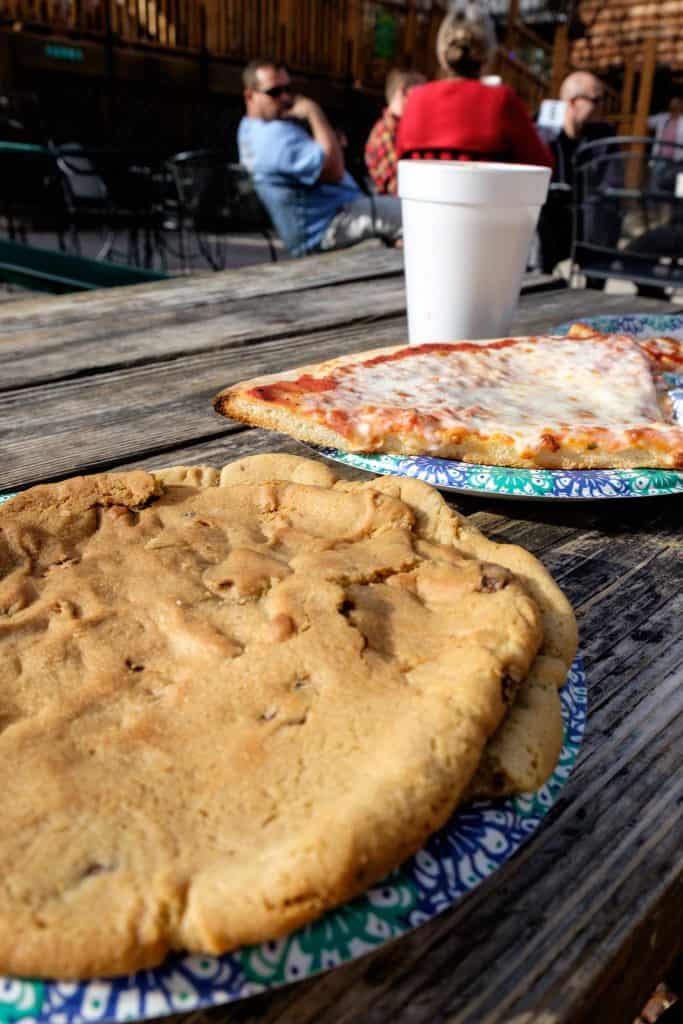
[
  {"xmin": 1, "ymin": 289, "xmax": 676, "ymax": 492},
  {"xmin": 0, "ymin": 257, "xmax": 681, "ymax": 1024},
  {"xmin": 0, "ymin": 244, "xmax": 405, "ymax": 334}
]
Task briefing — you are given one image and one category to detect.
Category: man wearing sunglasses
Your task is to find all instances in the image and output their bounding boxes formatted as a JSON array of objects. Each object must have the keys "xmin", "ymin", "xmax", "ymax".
[
  {"xmin": 536, "ymin": 70, "xmax": 620, "ymax": 282},
  {"xmin": 238, "ymin": 58, "xmax": 402, "ymax": 257}
]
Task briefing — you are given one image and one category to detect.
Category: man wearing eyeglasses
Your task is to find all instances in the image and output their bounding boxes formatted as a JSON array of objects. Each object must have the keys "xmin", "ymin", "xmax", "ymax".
[
  {"xmin": 536, "ymin": 71, "xmax": 619, "ymax": 282},
  {"xmin": 238, "ymin": 58, "xmax": 402, "ymax": 257}
]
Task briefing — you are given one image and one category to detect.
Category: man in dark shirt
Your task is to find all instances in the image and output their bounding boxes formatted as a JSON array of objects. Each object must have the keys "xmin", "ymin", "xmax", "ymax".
[{"xmin": 537, "ymin": 71, "xmax": 618, "ymax": 279}]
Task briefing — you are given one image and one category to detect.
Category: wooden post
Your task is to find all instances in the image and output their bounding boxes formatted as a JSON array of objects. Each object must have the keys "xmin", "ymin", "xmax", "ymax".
[
  {"xmin": 619, "ymin": 58, "xmax": 636, "ymax": 136},
  {"xmin": 336, "ymin": 0, "xmax": 347, "ymax": 77},
  {"xmin": 404, "ymin": 0, "xmax": 417, "ymax": 66},
  {"xmin": 550, "ymin": 23, "xmax": 568, "ymax": 98},
  {"xmin": 346, "ymin": 0, "xmax": 364, "ymax": 87},
  {"xmin": 278, "ymin": 0, "xmax": 291, "ymax": 63},
  {"xmin": 203, "ymin": 0, "xmax": 217, "ymax": 52},
  {"xmin": 426, "ymin": 5, "xmax": 441, "ymax": 79},
  {"xmin": 632, "ymin": 34, "xmax": 657, "ymax": 139},
  {"xmin": 199, "ymin": 2, "xmax": 209, "ymax": 91},
  {"xmin": 505, "ymin": 0, "xmax": 519, "ymax": 50},
  {"xmin": 626, "ymin": 35, "xmax": 657, "ymax": 189}
]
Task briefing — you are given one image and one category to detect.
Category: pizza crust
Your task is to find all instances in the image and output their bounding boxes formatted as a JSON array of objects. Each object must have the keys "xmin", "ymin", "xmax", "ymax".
[
  {"xmin": 567, "ymin": 322, "xmax": 683, "ymax": 373},
  {"xmin": 215, "ymin": 335, "xmax": 683, "ymax": 470}
]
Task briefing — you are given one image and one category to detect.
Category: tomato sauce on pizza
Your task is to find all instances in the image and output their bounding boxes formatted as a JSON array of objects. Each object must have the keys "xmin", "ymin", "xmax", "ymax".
[{"xmin": 215, "ymin": 332, "xmax": 683, "ymax": 470}]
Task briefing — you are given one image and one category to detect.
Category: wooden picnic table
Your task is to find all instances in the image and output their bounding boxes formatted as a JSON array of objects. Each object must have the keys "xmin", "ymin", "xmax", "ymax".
[{"xmin": 1, "ymin": 246, "xmax": 681, "ymax": 1024}]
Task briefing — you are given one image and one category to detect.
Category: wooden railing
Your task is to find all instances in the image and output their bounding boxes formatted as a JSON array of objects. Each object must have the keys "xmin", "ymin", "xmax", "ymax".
[
  {"xmin": 504, "ymin": 18, "xmax": 554, "ymax": 82},
  {"xmin": 0, "ymin": 0, "xmax": 446, "ymax": 85},
  {"xmin": 3, "ymin": 0, "xmax": 624, "ymax": 123},
  {"xmin": 489, "ymin": 47, "xmax": 547, "ymax": 116}
]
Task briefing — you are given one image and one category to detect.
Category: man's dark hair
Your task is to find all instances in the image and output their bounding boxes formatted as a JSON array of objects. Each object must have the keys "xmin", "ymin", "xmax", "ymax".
[{"xmin": 242, "ymin": 58, "xmax": 286, "ymax": 90}]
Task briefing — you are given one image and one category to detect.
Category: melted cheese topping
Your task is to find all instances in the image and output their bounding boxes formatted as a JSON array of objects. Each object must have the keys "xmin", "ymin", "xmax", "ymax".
[{"xmin": 255, "ymin": 335, "xmax": 683, "ymax": 458}]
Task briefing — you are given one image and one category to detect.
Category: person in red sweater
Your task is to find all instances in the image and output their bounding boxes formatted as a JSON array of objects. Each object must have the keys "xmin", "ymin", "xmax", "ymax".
[{"xmin": 397, "ymin": 4, "xmax": 553, "ymax": 170}]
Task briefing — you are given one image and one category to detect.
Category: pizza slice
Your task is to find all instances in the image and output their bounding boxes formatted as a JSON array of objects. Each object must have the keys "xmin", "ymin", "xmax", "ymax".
[
  {"xmin": 214, "ymin": 332, "xmax": 683, "ymax": 471},
  {"xmin": 566, "ymin": 322, "xmax": 683, "ymax": 374}
]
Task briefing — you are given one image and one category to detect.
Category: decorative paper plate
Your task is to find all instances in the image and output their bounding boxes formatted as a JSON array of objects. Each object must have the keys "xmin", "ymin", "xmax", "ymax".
[
  {"xmin": 553, "ymin": 311, "xmax": 683, "ymax": 340},
  {"xmin": 309, "ymin": 448, "xmax": 683, "ymax": 500},
  {"xmin": 309, "ymin": 313, "xmax": 683, "ymax": 501},
  {"xmin": 0, "ymin": 483, "xmax": 585, "ymax": 1024}
]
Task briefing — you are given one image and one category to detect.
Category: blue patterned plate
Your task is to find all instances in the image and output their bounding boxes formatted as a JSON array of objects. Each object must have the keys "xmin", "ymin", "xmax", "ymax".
[
  {"xmin": 1, "ymin": 658, "xmax": 585, "ymax": 1024},
  {"xmin": 553, "ymin": 311, "xmax": 683, "ymax": 340},
  {"xmin": 309, "ymin": 314, "xmax": 683, "ymax": 501},
  {"xmin": 309, "ymin": 447, "xmax": 683, "ymax": 500},
  {"xmin": 0, "ymin": 489, "xmax": 586, "ymax": 1022}
]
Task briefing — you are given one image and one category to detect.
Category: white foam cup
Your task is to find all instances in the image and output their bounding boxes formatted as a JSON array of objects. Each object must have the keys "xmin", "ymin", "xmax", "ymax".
[{"xmin": 398, "ymin": 160, "xmax": 551, "ymax": 343}]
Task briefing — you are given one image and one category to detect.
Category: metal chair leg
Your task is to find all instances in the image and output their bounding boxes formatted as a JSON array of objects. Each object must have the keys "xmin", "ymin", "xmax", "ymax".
[
  {"xmin": 95, "ymin": 228, "xmax": 116, "ymax": 262},
  {"xmin": 264, "ymin": 230, "xmax": 278, "ymax": 262}
]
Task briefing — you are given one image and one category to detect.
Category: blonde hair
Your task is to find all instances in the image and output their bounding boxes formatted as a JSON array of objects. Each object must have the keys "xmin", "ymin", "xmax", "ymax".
[{"xmin": 436, "ymin": 2, "xmax": 497, "ymax": 78}]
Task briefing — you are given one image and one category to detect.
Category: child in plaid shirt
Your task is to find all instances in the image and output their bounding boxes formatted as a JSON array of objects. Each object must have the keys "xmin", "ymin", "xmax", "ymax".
[{"xmin": 365, "ymin": 69, "xmax": 426, "ymax": 195}]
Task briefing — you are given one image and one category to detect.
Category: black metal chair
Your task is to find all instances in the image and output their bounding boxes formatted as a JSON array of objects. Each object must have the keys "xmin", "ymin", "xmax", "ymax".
[
  {"xmin": 165, "ymin": 150, "xmax": 278, "ymax": 272},
  {"xmin": 0, "ymin": 115, "xmax": 31, "ymax": 144},
  {"xmin": 0, "ymin": 142, "xmax": 68, "ymax": 248},
  {"xmin": 54, "ymin": 144, "xmax": 114, "ymax": 260},
  {"xmin": 55, "ymin": 145, "xmax": 169, "ymax": 270},
  {"xmin": 570, "ymin": 135, "xmax": 683, "ymax": 294}
]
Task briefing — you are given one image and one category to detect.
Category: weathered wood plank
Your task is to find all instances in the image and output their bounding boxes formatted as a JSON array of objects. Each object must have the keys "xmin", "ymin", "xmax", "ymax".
[
  {"xmin": 582, "ymin": 590, "xmax": 683, "ymax": 705},
  {"xmin": 0, "ymin": 276, "xmax": 667, "ymax": 394},
  {"xmin": 558, "ymin": 534, "xmax": 682, "ymax": 639},
  {"xmin": 576, "ymin": 599, "xmax": 683, "ymax": 778},
  {"xmin": 2, "ymin": 292, "xmax": 679, "ymax": 491},
  {"xmin": 0, "ymin": 244, "xmax": 404, "ymax": 335},
  {"xmin": 0, "ymin": 276, "xmax": 408, "ymax": 390},
  {"xmin": 0, "ymin": 319, "xmax": 409, "ymax": 490},
  {"xmin": 0, "ymin": 274, "xmax": 568, "ymax": 392},
  {"xmin": 1, "ymin": 274, "xmax": 682, "ymax": 1024}
]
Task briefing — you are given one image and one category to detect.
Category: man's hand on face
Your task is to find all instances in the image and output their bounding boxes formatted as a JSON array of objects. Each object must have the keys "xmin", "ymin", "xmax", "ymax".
[
  {"xmin": 277, "ymin": 89, "xmax": 345, "ymax": 183},
  {"xmin": 283, "ymin": 96, "xmax": 321, "ymax": 122}
]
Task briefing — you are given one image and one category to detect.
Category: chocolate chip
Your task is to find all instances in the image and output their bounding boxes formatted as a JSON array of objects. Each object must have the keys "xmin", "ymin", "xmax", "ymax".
[
  {"xmin": 478, "ymin": 564, "xmax": 511, "ymax": 593},
  {"xmin": 501, "ymin": 674, "xmax": 516, "ymax": 705},
  {"xmin": 80, "ymin": 862, "xmax": 112, "ymax": 880}
]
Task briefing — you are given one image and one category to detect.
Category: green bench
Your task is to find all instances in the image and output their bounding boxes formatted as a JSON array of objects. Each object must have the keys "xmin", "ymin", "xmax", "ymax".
[{"xmin": 0, "ymin": 239, "xmax": 167, "ymax": 294}]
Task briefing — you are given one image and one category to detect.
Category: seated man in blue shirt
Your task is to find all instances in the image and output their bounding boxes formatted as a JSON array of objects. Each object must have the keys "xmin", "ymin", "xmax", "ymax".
[{"xmin": 238, "ymin": 58, "xmax": 402, "ymax": 257}]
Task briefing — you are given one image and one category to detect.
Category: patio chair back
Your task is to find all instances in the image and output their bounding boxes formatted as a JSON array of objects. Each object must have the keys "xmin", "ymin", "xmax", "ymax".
[
  {"xmin": 570, "ymin": 135, "xmax": 683, "ymax": 292},
  {"xmin": 166, "ymin": 149, "xmax": 277, "ymax": 270},
  {"xmin": 55, "ymin": 145, "xmax": 167, "ymax": 267},
  {"xmin": 0, "ymin": 142, "xmax": 67, "ymax": 244},
  {"xmin": 56, "ymin": 145, "xmax": 109, "ymax": 205}
]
